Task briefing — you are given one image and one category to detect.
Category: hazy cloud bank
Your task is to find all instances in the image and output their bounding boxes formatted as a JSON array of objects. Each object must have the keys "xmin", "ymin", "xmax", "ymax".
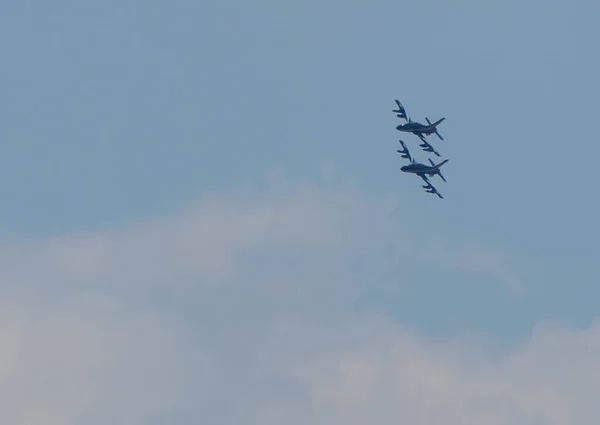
[{"xmin": 0, "ymin": 176, "xmax": 589, "ymax": 424}]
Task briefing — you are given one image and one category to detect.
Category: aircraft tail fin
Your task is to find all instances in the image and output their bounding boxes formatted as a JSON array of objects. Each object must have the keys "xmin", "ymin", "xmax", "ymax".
[
  {"xmin": 431, "ymin": 159, "xmax": 449, "ymax": 169},
  {"xmin": 425, "ymin": 117, "xmax": 445, "ymax": 140},
  {"xmin": 429, "ymin": 158, "xmax": 448, "ymax": 182},
  {"xmin": 430, "ymin": 117, "xmax": 445, "ymax": 127}
]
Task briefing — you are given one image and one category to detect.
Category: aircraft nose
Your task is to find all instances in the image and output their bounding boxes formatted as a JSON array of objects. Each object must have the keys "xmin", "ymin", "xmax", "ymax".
[{"xmin": 395, "ymin": 125, "xmax": 402, "ymax": 130}]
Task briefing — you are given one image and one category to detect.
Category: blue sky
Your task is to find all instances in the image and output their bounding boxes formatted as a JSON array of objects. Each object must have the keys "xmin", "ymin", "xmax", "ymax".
[{"xmin": 0, "ymin": 0, "xmax": 599, "ymax": 422}]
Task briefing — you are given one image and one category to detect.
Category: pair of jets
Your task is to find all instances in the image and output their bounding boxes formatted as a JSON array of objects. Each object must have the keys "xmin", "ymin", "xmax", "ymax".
[{"xmin": 393, "ymin": 99, "xmax": 448, "ymax": 199}]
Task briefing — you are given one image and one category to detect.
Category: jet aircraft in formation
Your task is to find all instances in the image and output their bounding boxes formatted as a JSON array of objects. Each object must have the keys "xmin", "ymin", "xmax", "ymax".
[{"xmin": 393, "ymin": 99, "xmax": 449, "ymax": 199}]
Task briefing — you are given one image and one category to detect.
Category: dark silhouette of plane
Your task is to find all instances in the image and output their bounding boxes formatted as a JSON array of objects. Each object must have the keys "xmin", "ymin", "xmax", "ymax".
[
  {"xmin": 400, "ymin": 158, "xmax": 448, "ymax": 183},
  {"xmin": 397, "ymin": 141, "xmax": 448, "ymax": 198},
  {"xmin": 392, "ymin": 99, "xmax": 445, "ymax": 149},
  {"xmin": 396, "ymin": 117, "xmax": 445, "ymax": 141}
]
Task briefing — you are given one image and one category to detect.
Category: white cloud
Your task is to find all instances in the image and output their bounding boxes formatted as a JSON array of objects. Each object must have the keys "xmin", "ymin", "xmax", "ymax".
[
  {"xmin": 0, "ymin": 297, "xmax": 208, "ymax": 425},
  {"xmin": 247, "ymin": 315, "xmax": 600, "ymax": 425},
  {"xmin": 0, "ymin": 180, "xmax": 383, "ymax": 292},
  {"xmin": 425, "ymin": 238, "xmax": 523, "ymax": 293},
  {"xmin": 0, "ymin": 176, "xmax": 585, "ymax": 425}
]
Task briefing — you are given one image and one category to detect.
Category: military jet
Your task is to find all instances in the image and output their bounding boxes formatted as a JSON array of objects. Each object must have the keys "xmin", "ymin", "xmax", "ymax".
[
  {"xmin": 396, "ymin": 116, "xmax": 445, "ymax": 141},
  {"xmin": 401, "ymin": 158, "xmax": 448, "ymax": 182},
  {"xmin": 392, "ymin": 99, "xmax": 445, "ymax": 144},
  {"xmin": 399, "ymin": 153, "xmax": 449, "ymax": 199}
]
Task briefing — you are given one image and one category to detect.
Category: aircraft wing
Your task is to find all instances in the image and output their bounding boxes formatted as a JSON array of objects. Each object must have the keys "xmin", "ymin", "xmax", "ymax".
[
  {"xmin": 416, "ymin": 134, "xmax": 441, "ymax": 157},
  {"xmin": 396, "ymin": 140, "xmax": 413, "ymax": 162},
  {"xmin": 421, "ymin": 181, "xmax": 444, "ymax": 199},
  {"xmin": 393, "ymin": 99, "xmax": 408, "ymax": 120}
]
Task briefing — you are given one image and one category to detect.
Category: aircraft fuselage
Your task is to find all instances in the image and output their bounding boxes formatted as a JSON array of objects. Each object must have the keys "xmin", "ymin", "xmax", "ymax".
[
  {"xmin": 400, "ymin": 164, "xmax": 437, "ymax": 176},
  {"xmin": 396, "ymin": 123, "xmax": 436, "ymax": 135}
]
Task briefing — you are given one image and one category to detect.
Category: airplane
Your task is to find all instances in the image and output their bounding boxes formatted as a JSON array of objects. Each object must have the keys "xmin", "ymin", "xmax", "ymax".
[
  {"xmin": 400, "ymin": 156, "xmax": 449, "ymax": 199},
  {"xmin": 396, "ymin": 116, "xmax": 445, "ymax": 141},
  {"xmin": 400, "ymin": 158, "xmax": 448, "ymax": 183},
  {"xmin": 392, "ymin": 99, "xmax": 445, "ymax": 141}
]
